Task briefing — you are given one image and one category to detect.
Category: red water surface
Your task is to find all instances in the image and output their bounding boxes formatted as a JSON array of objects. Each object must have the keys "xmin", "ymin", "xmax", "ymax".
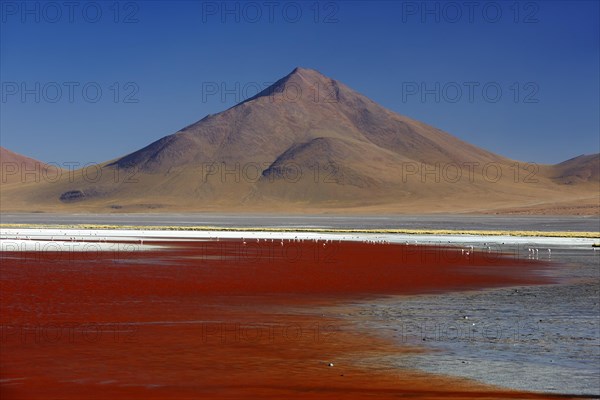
[{"xmin": 0, "ymin": 239, "xmax": 576, "ymax": 399}]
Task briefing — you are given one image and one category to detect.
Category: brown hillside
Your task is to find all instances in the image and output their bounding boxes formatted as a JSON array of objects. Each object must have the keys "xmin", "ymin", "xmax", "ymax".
[{"xmin": 1, "ymin": 68, "xmax": 598, "ymax": 214}]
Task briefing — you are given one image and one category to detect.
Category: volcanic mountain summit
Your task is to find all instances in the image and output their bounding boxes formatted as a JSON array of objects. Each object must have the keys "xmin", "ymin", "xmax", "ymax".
[
  {"xmin": 114, "ymin": 67, "xmax": 505, "ymax": 172},
  {"xmin": 1, "ymin": 68, "xmax": 598, "ymax": 214}
]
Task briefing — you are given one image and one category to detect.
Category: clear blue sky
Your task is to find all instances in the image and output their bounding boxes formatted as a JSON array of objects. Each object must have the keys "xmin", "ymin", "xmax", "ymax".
[{"xmin": 1, "ymin": 0, "xmax": 598, "ymax": 165}]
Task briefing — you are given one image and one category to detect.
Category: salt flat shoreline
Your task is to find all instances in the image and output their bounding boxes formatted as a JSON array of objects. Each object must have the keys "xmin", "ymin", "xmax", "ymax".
[
  {"xmin": 1, "ymin": 213, "xmax": 598, "ymax": 233},
  {"xmin": 1, "ymin": 227, "xmax": 598, "ymax": 252}
]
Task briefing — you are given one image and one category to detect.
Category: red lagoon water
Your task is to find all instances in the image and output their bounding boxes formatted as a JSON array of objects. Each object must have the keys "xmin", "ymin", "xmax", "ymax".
[{"xmin": 0, "ymin": 240, "xmax": 573, "ymax": 399}]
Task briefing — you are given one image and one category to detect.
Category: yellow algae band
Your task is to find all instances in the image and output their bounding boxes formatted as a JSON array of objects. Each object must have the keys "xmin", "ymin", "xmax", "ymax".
[{"xmin": 1, "ymin": 223, "xmax": 599, "ymax": 239}]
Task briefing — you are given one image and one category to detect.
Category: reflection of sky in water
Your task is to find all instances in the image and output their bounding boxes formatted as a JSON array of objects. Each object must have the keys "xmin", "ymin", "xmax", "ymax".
[{"xmin": 343, "ymin": 245, "xmax": 599, "ymax": 395}]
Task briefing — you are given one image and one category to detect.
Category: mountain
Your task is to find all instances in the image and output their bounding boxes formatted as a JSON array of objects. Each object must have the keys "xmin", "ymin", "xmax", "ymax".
[
  {"xmin": 1, "ymin": 68, "xmax": 598, "ymax": 214},
  {"xmin": 0, "ymin": 147, "xmax": 58, "ymax": 185},
  {"xmin": 549, "ymin": 154, "xmax": 599, "ymax": 185}
]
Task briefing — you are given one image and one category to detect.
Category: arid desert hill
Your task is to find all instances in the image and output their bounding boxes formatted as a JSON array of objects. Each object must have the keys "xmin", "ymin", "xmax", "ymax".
[
  {"xmin": 549, "ymin": 154, "xmax": 599, "ymax": 184},
  {"xmin": 0, "ymin": 147, "xmax": 60, "ymax": 185},
  {"xmin": 1, "ymin": 67, "xmax": 598, "ymax": 214}
]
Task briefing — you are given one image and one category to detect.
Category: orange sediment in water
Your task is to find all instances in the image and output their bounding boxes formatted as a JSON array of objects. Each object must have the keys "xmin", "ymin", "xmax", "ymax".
[{"xmin": 0, "ymin": 240, "xmax": 577, "ymax": 399}]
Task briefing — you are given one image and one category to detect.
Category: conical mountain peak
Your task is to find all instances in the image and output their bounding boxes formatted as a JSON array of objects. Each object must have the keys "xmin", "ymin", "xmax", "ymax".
[
  {"xmin": 290, "ymin": 66, "xmax": 316, "ymax": 75},
  {"xmin": 288, "ymin": 66, "xmax": 328, "ymax": 80},
  {"xmin": 9, "ymin": 68, "xmax": 596, "ymax": 213},
  {"xmin": 240, "ymin": 67, "xmax": 337, "ymax": 105},
  {"xmin": 285, "ymin": 67, "xmax": 339, "ymax": 89}
]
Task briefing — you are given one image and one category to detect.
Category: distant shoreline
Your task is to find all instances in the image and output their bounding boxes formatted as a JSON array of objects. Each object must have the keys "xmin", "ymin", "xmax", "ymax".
[{"xmin": 1, "ymin": 223, "xmax": 598, "ymax": 239}]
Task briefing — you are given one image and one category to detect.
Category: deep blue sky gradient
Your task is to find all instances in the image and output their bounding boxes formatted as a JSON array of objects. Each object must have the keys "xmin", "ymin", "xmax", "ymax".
[{"xmin": 1, "ymin": 0, "xmax": 598, "ymax": 164}]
